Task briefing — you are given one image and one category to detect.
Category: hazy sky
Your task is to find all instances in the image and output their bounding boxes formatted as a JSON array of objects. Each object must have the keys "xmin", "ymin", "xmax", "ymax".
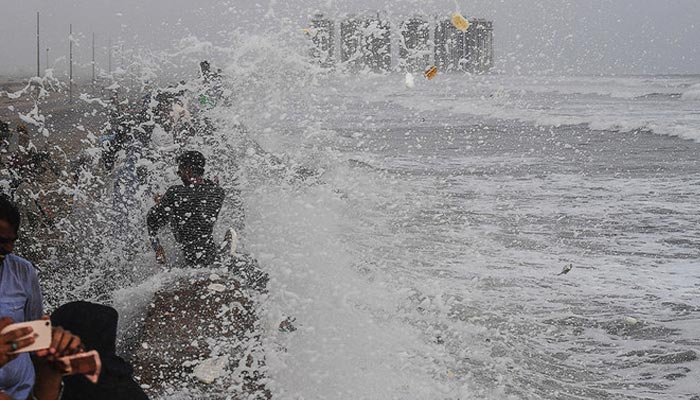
[{"xmin": 1, "ymin": 0, "xmax": 698, "ymax": 77}]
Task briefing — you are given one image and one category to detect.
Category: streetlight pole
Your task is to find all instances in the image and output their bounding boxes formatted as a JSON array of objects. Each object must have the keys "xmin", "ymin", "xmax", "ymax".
[
  {"xmin": 46, "ymin": 48, "xmax": 49, "ymax": 71},
  {"xmin": 92, "ymin": 32, "xmax": 96, "ymax": 90},
  {"xmin": 36, "ymin": 12, "xmax": 40, "ymax": 76},
  {"xmin": 69, "ymin": 24, "xmax": 73, "ymax": 103},
  {"xmin": 108, "ymin": 38, "xmax": 112, "ymax": 74}
]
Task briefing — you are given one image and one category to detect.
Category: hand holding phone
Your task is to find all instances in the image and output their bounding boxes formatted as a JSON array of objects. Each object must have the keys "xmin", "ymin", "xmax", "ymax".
[
  {"xmin": 0, "ymin": 319, "xmax": 52, "ymax": 354},
  {"xmin": 59, "ymin": 350, "xmax": 102, "ymax": 383}
]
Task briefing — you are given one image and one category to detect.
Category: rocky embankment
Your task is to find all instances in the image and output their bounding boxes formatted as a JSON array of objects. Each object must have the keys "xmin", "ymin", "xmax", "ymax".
[
  {"xmin": 3, "ymin": 77, "xmax": 274, "ymax": 398},
  {"xmin": 127, "ymin": 261, "xmax": 271, "ymax": 399}
]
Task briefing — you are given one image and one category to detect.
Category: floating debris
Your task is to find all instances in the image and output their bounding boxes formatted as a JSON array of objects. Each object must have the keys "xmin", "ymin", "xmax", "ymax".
[
  {"xmin": 279, "ymin": 316, "xmax": 297, "ymax": 333},
  {"xmin": 624, "ymin": 317, "xmax": 639, "ymax": 326},
  {"xmin": 424, "ymin": 66, "xmax": 438, "ymax": 80},
  {"xmin": 557, "ymin": 263, "xmax": 573, "ymax": 276},
  {"xmin": 451, "ymin": 12, "xmax": 469, "ymax": 32},
  {"xmin": 404, "ymin": 72, "xmax": 415, "ymax": 88}
]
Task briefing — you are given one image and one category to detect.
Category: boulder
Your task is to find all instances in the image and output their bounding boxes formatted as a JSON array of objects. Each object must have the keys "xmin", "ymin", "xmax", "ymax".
[{"xmin": 130, "ymin": 265, "xmax": 270, "ymax": 399}]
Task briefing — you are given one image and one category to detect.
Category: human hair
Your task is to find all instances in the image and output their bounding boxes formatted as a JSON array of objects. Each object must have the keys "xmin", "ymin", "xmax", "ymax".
[
  {"xmin": 0, "ymin": 194, "xmax": 21, "ymax": 232},
  {"xmin": 177, "ymin": 150, "xmax": 206, "ymax": 176},
  {"xmin": 200, "ymin": 60, "xmax": 211, "ymax": 75}
]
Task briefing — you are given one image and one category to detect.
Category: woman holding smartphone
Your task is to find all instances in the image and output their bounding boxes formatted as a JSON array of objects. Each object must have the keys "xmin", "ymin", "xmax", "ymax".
[{"xmin": 1, "ymin": 195, "xmax": 83, "ymax": 400}]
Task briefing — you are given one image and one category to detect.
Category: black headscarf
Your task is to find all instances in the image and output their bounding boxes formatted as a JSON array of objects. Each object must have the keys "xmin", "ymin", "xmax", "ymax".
[{"xmin": 51, "ymin": 301, "xmax": 149, "ymax": 400}]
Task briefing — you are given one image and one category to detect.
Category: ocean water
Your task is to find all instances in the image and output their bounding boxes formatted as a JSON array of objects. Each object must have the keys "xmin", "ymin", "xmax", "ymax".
[
  {"xmin": 238, "ymin": 74, "xmax": 700, "ymax": 399},
  {"xmin": 16, "ymin": 47, "xmax": 699, "ymax": 398}
]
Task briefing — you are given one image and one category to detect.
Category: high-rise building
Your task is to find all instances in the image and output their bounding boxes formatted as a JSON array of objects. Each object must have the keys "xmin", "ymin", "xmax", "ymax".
[
  {"xmin": 434, "ymin": 18, "xmax": 466, "ymax": 72},
  {"xmin": 471, "ymin": 19, "xmax": 494, "ymax": 72},
  {"xmin": 434, "ymin": 17, "xmax": 494, "ymax": 73},
  {"xmin": 319, "ymin": 14, "xmax": 493, "ymax": 73},
  {"xmin": 340, "ymin": 16, "xmax": 363, "ymax": 71},
  {"xmin": 398, "ymin": 17, "xmax": 430, "ymax": 72},
  {"xmin": 362, "ymin": 16, "xmax": 391, "ymax": 72},
  {"xmin": 310, "ymin": 13, "xmax": 335, "ymax": 68},
  {"xmin": 340, "ymin": 14, "xmax": 391, "ymax": 72}
]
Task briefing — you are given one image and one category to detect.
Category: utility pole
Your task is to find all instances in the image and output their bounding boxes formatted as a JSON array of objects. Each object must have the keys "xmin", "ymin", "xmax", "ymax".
[
  {"xmin": 36, "ymin": 12, "xmax": 40, "ymax": 76},
  {"xmin": 108, "ymin": 38, "xmax": 112, "ymax": 74},
  {"xmin": 69, "ymin": 24, "xmax": 73, "ymax": 103},
  {"xmin": 46, "ymin": 48, "xmax": 49, "ymax": 70},
  {"xmin": 92, "ymin": 32, "xmax": 96, "ymax": 90}
]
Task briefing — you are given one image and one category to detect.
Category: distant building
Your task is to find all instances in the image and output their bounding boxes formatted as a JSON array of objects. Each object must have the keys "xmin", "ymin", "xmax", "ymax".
[
  {"xmin": 310, "ymin": 13, "xmax": 335, "ymax": 68},
  {"xmin": 340, "ymin": 14, "xmax": 391, "ymax": 72},
  {"xmin": 313, "ymin": 14, "xmax": 494, "ymax": 73},
  {"xmin": 398, "ymin": 17, "xmax": 430, "ymax": 72},
  {"xmin": 434, "ymin": 17, "xmax": 494, "ymax": 73},
  {"xmin": 434, "ymin": 18, "xmax": 466, "ymax": 72},
  {"xmin": 340, "ymin": 16, "xmax": 363, "ymax": 71},
  {"xmin": 471, "ymin": 19, "xmax": 494, "ymax": 72},
  {"xmin": 361, "ymin": 16, "xmax": 391, "ymax": 72}
]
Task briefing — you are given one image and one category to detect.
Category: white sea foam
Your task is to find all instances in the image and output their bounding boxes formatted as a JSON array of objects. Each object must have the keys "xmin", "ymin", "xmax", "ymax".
[
  {"xmin": 14, "ymin": 25, "xmax": 699, "ymax": 399},
  {"xmin": 681, "ymin": 83, "xmax": 700, "ymax": 100},
  {"xmin": 380, "ymin": 74, "xmax": 700, "ymax": 141}
]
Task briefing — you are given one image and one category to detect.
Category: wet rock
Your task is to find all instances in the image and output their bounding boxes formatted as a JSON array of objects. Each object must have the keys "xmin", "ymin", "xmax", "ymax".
[
  {"xmin": 229, "ymin": 253, "xmax": 269, "ymax": 292},
  {"xmin": 130, "ymin": 273, "xmax": 270, "ymax": 399},
  {"xmin": 193, "ymin": 356, "xmax": 229, "ymax": 384}
]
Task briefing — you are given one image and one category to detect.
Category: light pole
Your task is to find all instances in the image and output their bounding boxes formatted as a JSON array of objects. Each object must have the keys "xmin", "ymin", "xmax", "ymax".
[
  {"xmin": 108, "ymin": 38, "xmax": 112, "ymax": 74},
  {"xmin": 92, "ymin": 32, "xmax": 96, "ymax": 90},
  {"xmin": 36, "ymin": 12, "xmax": 40, "ymax": 76},
  {"xmin": 69, "ymin": 24, "xmax": 73, "ymax": 103}
]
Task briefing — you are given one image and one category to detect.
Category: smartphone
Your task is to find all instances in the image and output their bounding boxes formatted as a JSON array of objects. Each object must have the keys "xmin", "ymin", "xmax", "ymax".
[
  {"xmin": 0, "ymin": 319, "xmax": 52, "ymax": 354},
  {"xmin": 60, "ymin": 350, "xmax": 102, "ymax": 383}
]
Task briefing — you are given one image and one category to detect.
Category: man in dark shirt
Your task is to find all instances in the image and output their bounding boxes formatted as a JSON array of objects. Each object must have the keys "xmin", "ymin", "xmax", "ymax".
[{"xmin": 146, "ymin": 151, "xmax": 225, "ymax": 266}]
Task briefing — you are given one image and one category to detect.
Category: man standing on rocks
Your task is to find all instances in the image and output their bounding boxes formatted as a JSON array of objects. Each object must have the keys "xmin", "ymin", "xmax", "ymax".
[{"xmin": 147, "ymin": 151, "xmax": 225, "ymax": 266}]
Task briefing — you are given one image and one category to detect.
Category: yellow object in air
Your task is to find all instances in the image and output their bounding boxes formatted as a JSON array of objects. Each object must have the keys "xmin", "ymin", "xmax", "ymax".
[
  {"xmin": 451, "ymin": 12, "xmax": 469, "ymax": 32},
  {"xmin": 424, "ymin": 66, "xmax": 438, "ymax": 80}
]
